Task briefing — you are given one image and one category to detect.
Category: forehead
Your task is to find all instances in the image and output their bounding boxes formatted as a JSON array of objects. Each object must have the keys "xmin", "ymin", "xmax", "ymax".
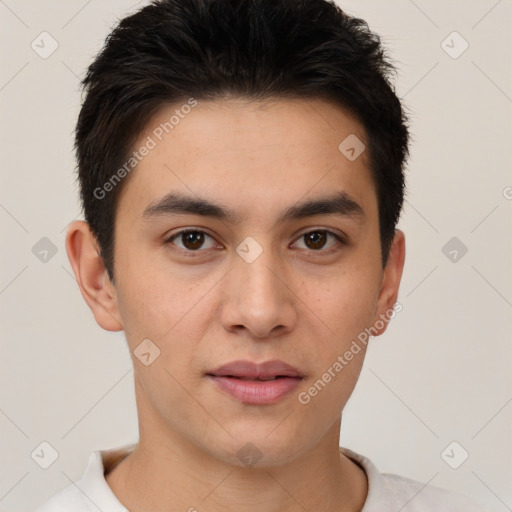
[{"xmin": 116, "ymin": 97, "xmax": 376, "ymax": 223}]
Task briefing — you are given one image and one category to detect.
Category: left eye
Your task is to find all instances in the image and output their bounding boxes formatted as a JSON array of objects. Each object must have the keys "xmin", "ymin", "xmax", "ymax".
[
  {"xmin": 165, "ymin": 229, "xmax": 343, "ymax": 253},
  {"xmin": 292, "ymin": 230, "xmax": 343, "ymax": 252}
]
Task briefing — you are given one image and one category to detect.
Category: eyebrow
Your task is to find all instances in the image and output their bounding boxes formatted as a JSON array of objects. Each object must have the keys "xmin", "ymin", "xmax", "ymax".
[{"xmin": 141, "ymin": 190, "xmax": 364, "ymax": 225}]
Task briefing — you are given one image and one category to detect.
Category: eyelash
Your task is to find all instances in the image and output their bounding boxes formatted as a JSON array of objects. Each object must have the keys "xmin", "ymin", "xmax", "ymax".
[{"xmin": 164, "ymin": 228, "xmax": 346, "ymax": 256}]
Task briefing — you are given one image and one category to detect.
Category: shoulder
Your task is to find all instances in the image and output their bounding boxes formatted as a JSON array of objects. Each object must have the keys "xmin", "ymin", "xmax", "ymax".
[
  {"xmin": 34, "ymin": 446, "xmax": 134, "ymax": 512},
  {"xmin": 340, "ymin": 447, "xmax": 489, "ymax": 512},
  {"xmin": 379, "ymin": 472, "xmax": 489, "ymax": 511},
  {"xmin": 34, "ymin": 483, "xmax": 95, "ymax": 512}
]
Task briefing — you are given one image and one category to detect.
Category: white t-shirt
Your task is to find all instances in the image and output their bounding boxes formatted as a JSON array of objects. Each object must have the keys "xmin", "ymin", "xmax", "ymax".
[{"xmin": 35, "ymin": 444, "xmax": 489, "ymax": 512}]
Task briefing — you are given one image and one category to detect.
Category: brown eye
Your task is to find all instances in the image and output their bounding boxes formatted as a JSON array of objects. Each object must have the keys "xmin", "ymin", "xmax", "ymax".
[
  {"xmin": 167, "ymin": 230, "xmax": 217, "ymax": 251},
  {"xmin": 294, "ymin": 230, "xmax": 344, "ymax": 252},
  {"xmin": 304, "ymin": 231, "xmax": 327, "ymax": 250}
]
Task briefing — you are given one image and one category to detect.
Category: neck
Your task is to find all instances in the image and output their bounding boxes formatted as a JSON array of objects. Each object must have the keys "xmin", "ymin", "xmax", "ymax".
[{"xmin": 105, "ymin": 387, "xmax": 368, "ymax": 512}]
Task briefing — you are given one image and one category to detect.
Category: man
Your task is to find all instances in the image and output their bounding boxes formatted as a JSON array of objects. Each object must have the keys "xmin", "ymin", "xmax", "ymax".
[{"xmin": 36, "ymin": 0, "xmax": 488, "ymax": 510}]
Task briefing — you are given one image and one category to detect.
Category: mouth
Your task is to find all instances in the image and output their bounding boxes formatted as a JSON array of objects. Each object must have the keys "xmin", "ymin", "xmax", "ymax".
[
  {"xmin": 206, "ymin": 359, "xmax": 304, "ymax": 405},
  {"xmin": 214, "ymin": 375, "xmax": 292, "ymax": 381},
  {"xmin": 206, "ymin": 358, "xmax": 304, "ymax": 379}
]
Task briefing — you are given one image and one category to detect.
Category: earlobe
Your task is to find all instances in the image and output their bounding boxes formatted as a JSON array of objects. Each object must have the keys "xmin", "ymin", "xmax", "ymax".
[
  {"xmin": 371, "ymin": 229, "xmax": 406, "ymax": 336},
  {"xmin": 65, "ymin": 220, "xmax": 123, "ymax": 332}
]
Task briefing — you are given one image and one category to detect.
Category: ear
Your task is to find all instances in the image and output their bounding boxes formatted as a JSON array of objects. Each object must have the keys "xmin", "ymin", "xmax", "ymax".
[
  {"xmin": 371, "ymin": 229, "xmax": 406, "ymax": 336},
  {"xmin": 65, "ymin": 220, "xmax": 123, "ymax": 331}
]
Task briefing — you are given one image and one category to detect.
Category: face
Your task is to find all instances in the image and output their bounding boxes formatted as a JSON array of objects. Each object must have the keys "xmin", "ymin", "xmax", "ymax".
[{"xmin": 68, "ymin": 97, "xmax": 405, "ymax": 467}]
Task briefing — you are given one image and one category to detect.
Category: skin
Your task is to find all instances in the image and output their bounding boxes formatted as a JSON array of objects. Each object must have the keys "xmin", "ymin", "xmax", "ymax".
[{"xmin": 66, "ymin": 97, "xmax": 405, "ymax": 512}]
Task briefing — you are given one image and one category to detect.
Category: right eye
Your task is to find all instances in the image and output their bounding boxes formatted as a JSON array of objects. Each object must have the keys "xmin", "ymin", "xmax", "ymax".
[{"xmin": 164, "ymin": 229, "xmax": 220, "ymax": 253}]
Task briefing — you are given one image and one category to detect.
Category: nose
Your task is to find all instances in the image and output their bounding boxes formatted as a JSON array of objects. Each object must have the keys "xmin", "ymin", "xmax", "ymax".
[{"xmin": 220, "ymin": 241, "xmax": 297, "ymax": 340}]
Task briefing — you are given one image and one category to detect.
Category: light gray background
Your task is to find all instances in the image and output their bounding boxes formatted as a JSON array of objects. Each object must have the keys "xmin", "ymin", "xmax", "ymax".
[{"xmin": 1, "ymin": 1, "xmax": 511, "ymax": 511}]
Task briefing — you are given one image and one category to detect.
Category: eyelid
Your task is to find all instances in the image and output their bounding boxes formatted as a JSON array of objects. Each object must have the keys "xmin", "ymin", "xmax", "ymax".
[
  {"xmin": 291, "ymin": 228, "xmax": 346, "ymax": 254},
  {"xmin": 294, "ymin": 226, "xmax": 348, "ymax": 244},
  {"xmin": 164, "ymin": 227, "xmax": 347, "ymax": 254},
  {"xmin": 164, "ymin": 228, "xmax": 220, "ymax": 252}
]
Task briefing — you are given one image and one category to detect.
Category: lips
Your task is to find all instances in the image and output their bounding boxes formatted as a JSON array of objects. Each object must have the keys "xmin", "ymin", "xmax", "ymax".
[
  {"xmin": 206, "ymin": 359, "xmax": 304, "ymax": 405},
  {"xmin": 206, "ymin": 359, "xmax": 304, "ymax": 380}
]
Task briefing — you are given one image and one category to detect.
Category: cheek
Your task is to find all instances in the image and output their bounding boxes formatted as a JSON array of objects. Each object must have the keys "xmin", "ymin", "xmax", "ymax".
[
  {"xmin": 114, "ymin": 253, "xmax": 218, "ymax": 351},
  {"xmin": 298, "ymin": 265, "xmax": 378, "ymax": 401},
  {"xmin": 308, "ymin": 266, "xmax": 379, "ymax": 341},
  {"xmin": 299, "ymin": 278, "xmax": 374, "ymax": 416},
  {"xmin": 115, "ymin": 276, "xmax": 172, "ymax": 341}
]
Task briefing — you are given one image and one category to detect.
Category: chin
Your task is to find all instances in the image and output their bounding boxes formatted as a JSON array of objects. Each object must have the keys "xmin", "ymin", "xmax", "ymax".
[{"xmin": 205, "ymin": 431, "xmax": 309, "ymax": 469}]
